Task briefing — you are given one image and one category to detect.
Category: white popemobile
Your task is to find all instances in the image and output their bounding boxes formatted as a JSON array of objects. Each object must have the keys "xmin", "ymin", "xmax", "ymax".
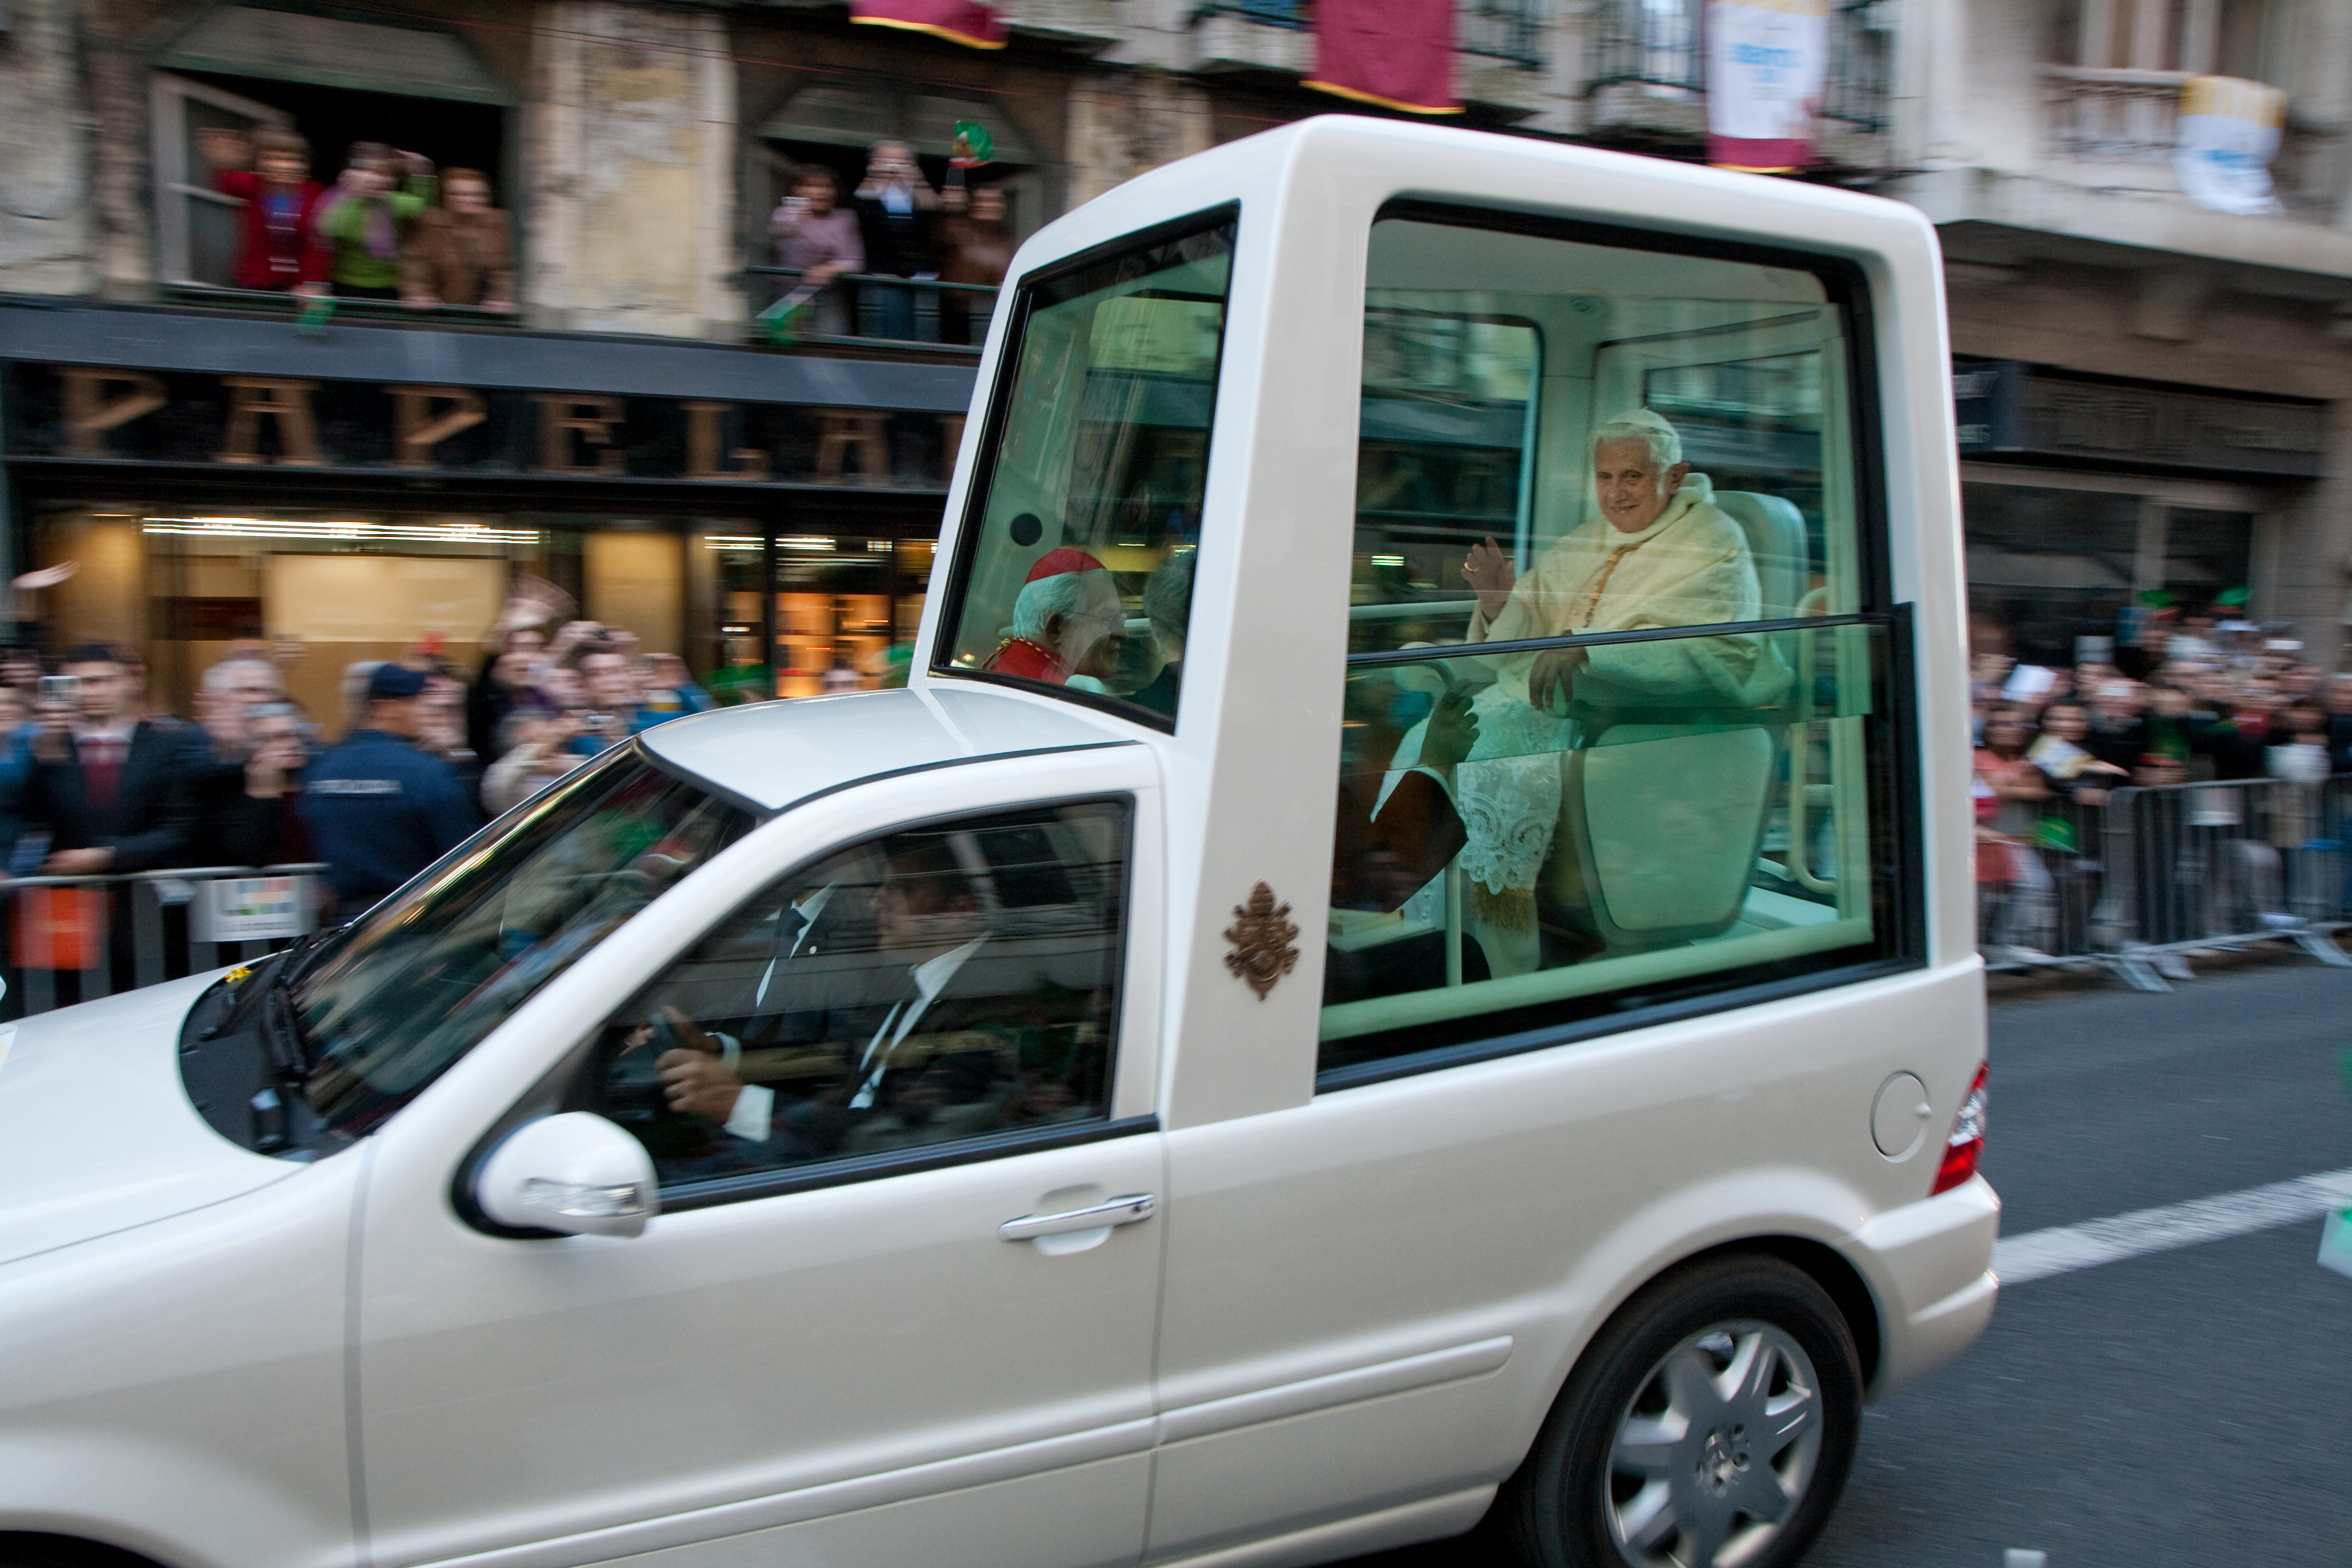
[{"xmin": 0, "ymin": 117, "xmax": 1994, "ymax": 1568}]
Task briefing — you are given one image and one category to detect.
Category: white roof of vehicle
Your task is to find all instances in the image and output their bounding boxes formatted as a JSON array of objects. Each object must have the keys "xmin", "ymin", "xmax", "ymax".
[{"xmin": 637, "ymin": 687, "xmax": 1140, "ymax": 812}]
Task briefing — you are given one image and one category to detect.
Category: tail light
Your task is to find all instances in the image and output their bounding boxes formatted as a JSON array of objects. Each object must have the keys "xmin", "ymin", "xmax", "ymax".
[{"xmin": 1930, "ymin": 1062, "xmax": 1988, "ymax": 1195}]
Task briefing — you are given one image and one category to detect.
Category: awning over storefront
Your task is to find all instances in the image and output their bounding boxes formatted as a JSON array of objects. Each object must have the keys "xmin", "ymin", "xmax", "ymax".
[{"xmin": 155, "ymin": 5, "xmax": 511, "ymax": 105}]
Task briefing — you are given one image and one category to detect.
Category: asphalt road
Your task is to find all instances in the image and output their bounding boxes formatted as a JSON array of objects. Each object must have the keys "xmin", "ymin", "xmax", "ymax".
[{"xmin": 1339, "ymin": 952, "xmax": 2352, "ymax": 1568}]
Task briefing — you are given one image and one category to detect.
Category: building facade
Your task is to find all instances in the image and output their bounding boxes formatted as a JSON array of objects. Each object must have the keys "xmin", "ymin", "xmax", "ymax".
[
  {"xmin": 1896, "ymin": 0, "xmax": 2352, "ymax": 671},
  {"xmin": 2, "ymin": 0, "xmax": 2350, "ymax": 715}
]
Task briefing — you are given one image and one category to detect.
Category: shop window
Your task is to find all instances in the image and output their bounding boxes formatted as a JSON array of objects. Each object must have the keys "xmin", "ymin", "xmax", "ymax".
[
  {"xmin": 773, "ymin": 531, "xmax": 935, "ymax": 697},
  {"xmin": 151, "ymin": 6, "xmax": 511, "ymax": 316}
]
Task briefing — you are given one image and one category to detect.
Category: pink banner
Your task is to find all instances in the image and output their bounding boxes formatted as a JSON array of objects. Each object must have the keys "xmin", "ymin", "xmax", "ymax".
[
  {"xmin": 1305, "ymin": 0, "xmax": 1462, "ymax": 116},
  {"xmin": 849, "ymin": 0, "xmax": 1008, "ymax": 50}
]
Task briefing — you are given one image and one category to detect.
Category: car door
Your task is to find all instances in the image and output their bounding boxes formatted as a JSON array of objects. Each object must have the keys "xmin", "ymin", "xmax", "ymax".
[{"xmin": 350, "ymin": 751, "xmax": 1167, "ymax": 1568}]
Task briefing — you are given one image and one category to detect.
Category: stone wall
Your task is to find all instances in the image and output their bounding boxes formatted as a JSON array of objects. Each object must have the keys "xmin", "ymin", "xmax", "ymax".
[
  {"xmin": 1065, "ymin": 69, "xmax": 1213, "ymax": 212},
  {"xmin": 0, "ymin": 0, "xmax": 99, "ymax": 295},
  {"xmin": 524, "ymin": 1, "xmax": 740, "ymax": 338}
]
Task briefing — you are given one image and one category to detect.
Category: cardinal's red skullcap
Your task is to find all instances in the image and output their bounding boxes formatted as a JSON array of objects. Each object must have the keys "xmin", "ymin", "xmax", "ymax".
[{"xmin": 1024, "ymin": 547, "xmax": 1105, "ymax": 584}]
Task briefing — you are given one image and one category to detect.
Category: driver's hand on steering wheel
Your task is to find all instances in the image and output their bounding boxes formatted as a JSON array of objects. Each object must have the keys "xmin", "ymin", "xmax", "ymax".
[{"xmin": 656, "ymin": 1007, "xmax": 743, "ymax": 1121}]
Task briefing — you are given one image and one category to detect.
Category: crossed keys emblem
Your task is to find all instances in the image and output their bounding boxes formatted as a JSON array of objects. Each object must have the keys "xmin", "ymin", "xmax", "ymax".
[{"xmin": 1222, "ymin": 883, "xmax": 1299, "ymax": 1000}]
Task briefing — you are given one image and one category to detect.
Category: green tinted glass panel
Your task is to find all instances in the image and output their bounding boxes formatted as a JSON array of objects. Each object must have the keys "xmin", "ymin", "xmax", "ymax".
[
  {"xmin": 1322, "ymin": 625, "xmax": 1894, "ymax": 1078},
  {"xmin": 938, "ymin": 212, "xmax": 1235, "ymax": 725}
]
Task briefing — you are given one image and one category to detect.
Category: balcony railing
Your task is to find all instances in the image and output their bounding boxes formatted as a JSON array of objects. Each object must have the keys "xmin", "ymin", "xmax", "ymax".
[
  {"xmin": 2042, "ymin": 65, "xmax": 2190, "ymax": 162},
  {"xmin": 1194, "ymin": 0, "xmax": 1307, "ymax": 26},
  {"xmin": 157, "ymin": 283, "xmax": 517, "ymax": 328},
  {"xmin": 743, "ymin": 267, "xmax": 997, "ymax": 355},
  {"xmin": 1192, "ymin": 0, "xmax": 1545, "ymax": 68},
  {"xmin": 1584, "ymin": 0, "xmax": 1890, "ymax": 136},
  {"xmin": 1462, "ymin": 0, "xmax": 1546, "ymax": 67}
]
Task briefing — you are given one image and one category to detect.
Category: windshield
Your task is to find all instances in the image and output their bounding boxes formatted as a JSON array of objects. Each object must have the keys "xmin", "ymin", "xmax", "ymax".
[
  {"xmin": 292, "ymin": 748, "xmax": 759, "ymax": 1135},
  {"xmin": 934, "ymin": 207, "xmax": 1235, "ymax": 727}
]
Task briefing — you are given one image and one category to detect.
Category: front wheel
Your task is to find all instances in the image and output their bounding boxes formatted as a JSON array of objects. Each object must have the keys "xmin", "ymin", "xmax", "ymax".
[{"xmin": 1494, "ymin": 1254, "xmax": 1863, "ymax": 1568}]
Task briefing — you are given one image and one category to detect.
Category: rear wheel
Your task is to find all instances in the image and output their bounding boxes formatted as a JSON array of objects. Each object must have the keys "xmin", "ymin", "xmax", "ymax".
[{"xmin": 1495, "ymin": 1255, "xmax": 1863, "ymax": 1568}]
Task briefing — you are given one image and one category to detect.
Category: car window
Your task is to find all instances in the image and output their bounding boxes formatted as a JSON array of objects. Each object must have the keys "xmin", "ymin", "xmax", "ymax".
[
  {"xmin": 294, "ymin": 749, "xmax": 759, "ymax": 1136},
  {"xmin": 1323, "ymin": 208, "xmax": 1905, "ymax": 1083},
  {"xmin": 934, "ymin": 209, "xmax": 1235, "ymax": 728},
  {"xmin": 574, "ymin": 800, "xmax": 1131, "ymax": 1194}
]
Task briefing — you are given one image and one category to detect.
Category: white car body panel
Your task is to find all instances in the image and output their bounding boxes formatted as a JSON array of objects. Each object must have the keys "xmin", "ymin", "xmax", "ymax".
[
  {"xmin": 0, "ymin": 975, "xmax": 291, "ymax": 1268},
  {"xmin": 0, "ymin": 117, "xmax": 1992, "ymax": 1568}
]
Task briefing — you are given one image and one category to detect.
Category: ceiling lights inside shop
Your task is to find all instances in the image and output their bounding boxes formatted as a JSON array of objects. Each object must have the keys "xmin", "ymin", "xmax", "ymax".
[{"xmin": 140, "ymin": 517, "xmax": 541, "ymax": 546}]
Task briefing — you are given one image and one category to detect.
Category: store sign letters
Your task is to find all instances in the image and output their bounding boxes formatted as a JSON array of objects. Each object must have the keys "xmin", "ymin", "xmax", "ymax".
[{"xmin": 39, "ymin": 365, "xmax": 951, "ymax": 485}]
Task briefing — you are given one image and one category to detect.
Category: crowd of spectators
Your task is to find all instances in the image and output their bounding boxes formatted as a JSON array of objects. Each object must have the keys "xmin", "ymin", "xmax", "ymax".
[
  {"xmin": 766, "ymin": 139, "xmax": 1013, "ymax": 343},
  {"xmin": 195, "ymin": 127, "xmax": 514, "ymax": 311},
  {"xmin": 0, "ymin": 573, "xmax": 719, "ymax": 922},
  {"xmin": 1970, "ymin": 607, "xmax": 2352, "ymax": 957}
]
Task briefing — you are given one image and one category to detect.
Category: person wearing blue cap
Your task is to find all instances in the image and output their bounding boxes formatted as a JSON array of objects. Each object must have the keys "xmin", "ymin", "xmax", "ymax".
[{"xmin": 303, "ymin": 662, "xmax": 482, "ymax": 916}]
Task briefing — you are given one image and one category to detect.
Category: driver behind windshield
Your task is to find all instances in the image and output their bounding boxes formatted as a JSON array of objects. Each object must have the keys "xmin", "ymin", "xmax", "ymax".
[{"xmin": 606, "ymin": 830, "xmax": 1105, "ymax": 1182}]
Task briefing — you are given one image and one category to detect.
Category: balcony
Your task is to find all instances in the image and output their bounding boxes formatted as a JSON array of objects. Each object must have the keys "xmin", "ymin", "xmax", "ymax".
[
  {"xmin": 2043, "ymin": 66, "xmax": 2194, "ymax": 170},
  {"xmin": 997, "ymin": 0, "xmax": 1126, "ymax": 49},
  {"xmin": 2040, "ymin": 66, "xmax": 2335, "ymax": 219},
  {"xmin": 1582, "ymin": 0, "xmax": 1892, "ymax": 166}
]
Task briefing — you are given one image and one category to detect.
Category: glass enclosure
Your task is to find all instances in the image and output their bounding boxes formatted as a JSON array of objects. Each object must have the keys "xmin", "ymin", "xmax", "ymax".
[
  {"xmin": 936, "ymin": 207, "xmax": 1236, "ymax": 726},
  {"xmin": 1325, "ymin": 207, "xmax": 1902, "ymax": 1079}
]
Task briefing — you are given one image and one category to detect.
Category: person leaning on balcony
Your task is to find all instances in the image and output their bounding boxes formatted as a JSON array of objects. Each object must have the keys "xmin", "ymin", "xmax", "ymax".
[
  {"xmin": 195, "ymin": 126, "xmax": 332, "ymax": 296},
  {"xmin": 401, "ymin": 168, "xmax": 515, "ymax": 312},
  {"xmin": 851, "ymin": 140, "xmax": 938, "ymax": 341},
  {"xmin": 936, "ymin": 182, "xmax": 1013, "ymax": 347},
  {"xmin": 313, "ymin": 142, "xmax": 436, "ymax": 301},
  {"xmin": 22, "ymin": 644, "xmax": 202, "ymax": 876},
  {"xmin": 771, "ymin": 165, "xmax": 864, "ymax": 338}
]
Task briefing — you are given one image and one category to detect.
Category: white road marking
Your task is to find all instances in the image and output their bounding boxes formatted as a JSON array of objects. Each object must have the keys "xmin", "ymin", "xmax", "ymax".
[{"xmin": 1994, "ymin": 1168, "xmax": 2352, "ymax": 1284}]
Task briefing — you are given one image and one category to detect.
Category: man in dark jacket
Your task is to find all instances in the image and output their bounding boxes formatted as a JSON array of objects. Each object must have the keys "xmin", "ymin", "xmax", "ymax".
[
  {"xmin": 24, "ymin": 644, "xmax": 201, "ymax": 874},
  {"xmin": 850, "ymin": 139, "xmax": 936, "ymax": 341},
  {"xmin": 303, "ymin": 664, "xmax": 481, "ymax": 916}
]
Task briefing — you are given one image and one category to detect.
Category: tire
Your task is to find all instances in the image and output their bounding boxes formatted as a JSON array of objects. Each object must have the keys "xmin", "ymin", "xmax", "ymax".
[{"xmin": 1493, "ymin": 1253, "xmax": 1863, "ymax": 1568}]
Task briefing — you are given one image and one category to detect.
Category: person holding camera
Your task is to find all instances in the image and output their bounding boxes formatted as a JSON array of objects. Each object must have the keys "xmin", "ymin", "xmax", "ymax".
[{"xmin": 851, "ymin": 140, "xmax": 938, "ymax": 341}]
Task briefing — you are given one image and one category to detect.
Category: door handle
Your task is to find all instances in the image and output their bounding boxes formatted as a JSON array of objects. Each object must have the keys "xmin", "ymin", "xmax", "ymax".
[{"xmin": 998, "ymin": 1192, "xmax": 1157, "ymax": 1241}]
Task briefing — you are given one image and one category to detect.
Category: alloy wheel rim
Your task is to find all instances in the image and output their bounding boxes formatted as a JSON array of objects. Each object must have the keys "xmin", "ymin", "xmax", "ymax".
[{"xmin": 1601, "ymin": 1320, "xmax": 1823, "ymax": 1568}]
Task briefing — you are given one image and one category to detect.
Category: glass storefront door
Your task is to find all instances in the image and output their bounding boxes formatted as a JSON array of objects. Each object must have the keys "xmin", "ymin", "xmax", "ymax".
[{"xmin": 1961, "ymin": 472, "xmax": 2261, "ymax": 670}]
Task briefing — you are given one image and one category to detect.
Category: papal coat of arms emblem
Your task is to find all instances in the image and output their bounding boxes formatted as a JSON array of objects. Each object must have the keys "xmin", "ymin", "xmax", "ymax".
[{"xmin": 1222, "ymin": 882, "xmax": 1299, "ymax": 999}]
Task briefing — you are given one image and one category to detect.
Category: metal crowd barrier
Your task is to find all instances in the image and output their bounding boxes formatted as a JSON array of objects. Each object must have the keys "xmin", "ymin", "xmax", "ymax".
[
  {"xmin": 1977, "ymin": 795, "xmax": 2109, "ymax": 971},
  {"xmin": 3, "ymin": 864, "xmax": 327, "ymax": 1020},
  {"xmin": 1979, "ymin": 777, "xmax": 2352, "ymax": 991},
  {"xmin": 2097, "ymin": 776, "xmax": 2352, "ymax": 990}
]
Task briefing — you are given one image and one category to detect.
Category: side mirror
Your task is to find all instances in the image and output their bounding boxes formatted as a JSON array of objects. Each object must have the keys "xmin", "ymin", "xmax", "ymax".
[{"xmin": 476, "ymin": 1112, "xmax": 659, "ymax": 1238}]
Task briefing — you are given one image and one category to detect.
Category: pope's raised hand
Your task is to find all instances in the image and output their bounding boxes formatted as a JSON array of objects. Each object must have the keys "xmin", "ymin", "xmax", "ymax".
[{"xmin": 1463, "ymin": 537, "xmax": 1515, "ymax": 620}]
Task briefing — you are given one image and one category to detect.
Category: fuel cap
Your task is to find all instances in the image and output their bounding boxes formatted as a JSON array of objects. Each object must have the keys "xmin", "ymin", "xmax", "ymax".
[{"xmin": 1871, "ymin": 1072, "xmax": 1933, "ymax": 1160}]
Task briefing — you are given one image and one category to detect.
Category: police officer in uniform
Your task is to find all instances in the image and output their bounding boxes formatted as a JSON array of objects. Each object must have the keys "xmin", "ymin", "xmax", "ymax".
[{"xmin": 303, "ymin": 664, "xmax": 481, "ymax": 917}]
